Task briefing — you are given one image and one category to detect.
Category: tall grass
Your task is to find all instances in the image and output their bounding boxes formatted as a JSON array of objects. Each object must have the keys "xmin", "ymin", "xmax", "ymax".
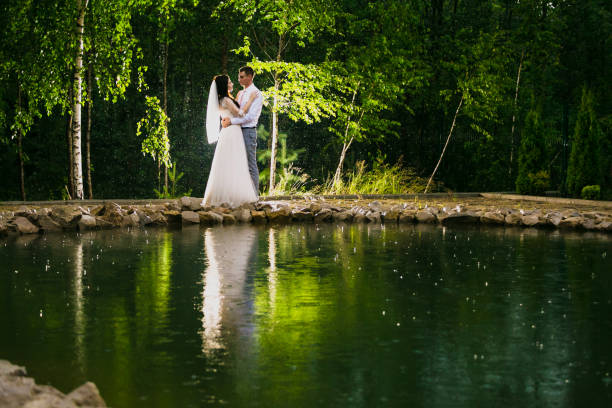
[
  {"xmin": 324, "ymin": 159, "xmax": 443, "ymax": 195},
  {"xmin": 262, "ymin": 158, "xmax": 443, "ymax": 197}
]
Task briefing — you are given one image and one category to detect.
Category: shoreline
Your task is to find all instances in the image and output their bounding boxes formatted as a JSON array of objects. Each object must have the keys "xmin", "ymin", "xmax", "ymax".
[{"xmin": 1, "ymin": 194, "xmax": 611, "ymax": 236}]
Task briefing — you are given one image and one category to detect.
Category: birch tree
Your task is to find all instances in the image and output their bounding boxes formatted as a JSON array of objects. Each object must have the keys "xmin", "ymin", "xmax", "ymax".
[{"xmin": 218, "ymin": 0, "xmax": 338, "ymax": 192}]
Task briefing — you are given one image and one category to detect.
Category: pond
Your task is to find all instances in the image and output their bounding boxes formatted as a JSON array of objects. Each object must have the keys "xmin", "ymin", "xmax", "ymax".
[{"xmin": 1, "ymin": 224, "xmax": 611, "ymax": 407}]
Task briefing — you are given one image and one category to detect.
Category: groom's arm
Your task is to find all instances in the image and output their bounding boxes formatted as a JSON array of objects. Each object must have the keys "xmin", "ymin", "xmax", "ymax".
[{"xmin": 230, "ymin": 90, "xmax": 262, "ymax": 126}]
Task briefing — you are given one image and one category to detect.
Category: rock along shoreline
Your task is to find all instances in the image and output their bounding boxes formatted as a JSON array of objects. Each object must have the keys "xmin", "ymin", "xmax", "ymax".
[
  {"xmin": 1, "ymin": 194, "xmax": 611, "ymax": 237},
  {"xmin": 0, "ymin": 360, "xmax": 106, "ymax": 407}
]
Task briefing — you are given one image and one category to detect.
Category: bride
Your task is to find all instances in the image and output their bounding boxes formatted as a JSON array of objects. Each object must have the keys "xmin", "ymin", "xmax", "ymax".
[{"xmin": 202, "ymin": 75, "xmax": 258, "ymax": 208}]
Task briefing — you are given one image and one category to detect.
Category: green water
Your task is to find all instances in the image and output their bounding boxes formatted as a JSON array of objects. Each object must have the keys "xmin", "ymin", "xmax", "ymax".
[{"xmin": 1, "ymin": 224, "xmax": 611, "ymax": 407}]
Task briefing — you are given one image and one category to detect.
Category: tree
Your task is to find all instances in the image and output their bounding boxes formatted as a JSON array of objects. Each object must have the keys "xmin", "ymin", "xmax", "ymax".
[
  {"xmin": 516, "ymin": 103, "xmax": 548, "ymax": 195},
  {"xmin": 566, "ymin": 87, "xmax": 603, "ymax": 197},
  {"xmin": 326, "ymin": 0, "xmax": 423, "ymax": 191},
  {"xmin": 220, "ymin": 0, "xmax": 338, "ymax": 192},
  {"xmin": 137, "ymin": 95, "xmax": 171, "ymax": 182}
]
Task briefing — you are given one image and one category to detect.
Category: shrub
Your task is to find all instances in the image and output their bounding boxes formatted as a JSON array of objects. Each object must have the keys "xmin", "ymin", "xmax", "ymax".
[
  {"xmin": 566, "ymin": 87, "xmax": 603, "ymax": 197},
  {"xmin": 516, "ymin": 106, "xmax": 547, "ymax": 195},
  {"xmin": 581, "ymin": 185, "xmax": 601, "ymax": 200},
  {"xmin": 325, "ymin": 158, "xmax": 442, "ymax": 195},
  {"xmin": 526, "ymin": 170, "xmax": 550, "ymax": 195}
]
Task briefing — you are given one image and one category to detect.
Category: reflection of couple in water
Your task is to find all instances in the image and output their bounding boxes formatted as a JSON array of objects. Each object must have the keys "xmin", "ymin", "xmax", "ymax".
[{"xmin": 201, "ymin": 226, "xmax": 259, "ymax": 353}]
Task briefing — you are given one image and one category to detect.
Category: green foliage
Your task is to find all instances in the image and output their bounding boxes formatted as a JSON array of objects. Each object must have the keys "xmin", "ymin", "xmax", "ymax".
[
  {"xmin": 266, "ymin": 165, "xmax": 312, "ymax": 196},
  {"xmin": 248, "ymin": 59, "xmax": 342, "ymax": 124},
  {"xmin": 581, "ymin": 185, "xmax": 601, "ymax": 201},
  {"xmin": 153, "ymin": 161, "xmax": 191, "ymax": 199},
  {"xmin": 256, "ymin": 125, "xmax": 306, "ymax": 193},
  {"xmin": 137, "ymin": 95, "xmax": 171, "ymax": 168},
  {"xmin": 516, "ymin": 106, "xmax": 548, "ymax": 195},
  {"xmin": 1, "ymin": 0, "xmax": 611, "ymax": 200},
  {"xmin": 566, "ymin": 88, "xmax": 603, "ymax": 197},
  {"xmin": 327, "ymin": 158, "xmax": 440, "ymax": 195}
]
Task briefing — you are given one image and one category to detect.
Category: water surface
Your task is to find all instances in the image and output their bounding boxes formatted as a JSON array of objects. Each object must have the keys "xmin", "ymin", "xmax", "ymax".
[{"xmin": 1, "ymin": 224, "xmax": 611, "ymax": 407}]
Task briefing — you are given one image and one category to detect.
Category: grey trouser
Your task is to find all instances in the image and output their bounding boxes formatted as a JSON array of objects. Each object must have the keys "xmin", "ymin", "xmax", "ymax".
[{"xmin": 242, "ymin": 127, "xmax": 259, "ymax": 194}]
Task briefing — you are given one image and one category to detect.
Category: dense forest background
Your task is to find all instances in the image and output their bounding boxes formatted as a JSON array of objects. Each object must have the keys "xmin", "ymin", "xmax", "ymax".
[{"xmin": 1, "ymin": 0, "xmax": 610, "ymax": 201}]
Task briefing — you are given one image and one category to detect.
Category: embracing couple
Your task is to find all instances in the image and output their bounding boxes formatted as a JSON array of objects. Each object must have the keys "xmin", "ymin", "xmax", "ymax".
[{"xmin": 202, "ymin": 66, "xmax": 263, "ymax": 208}]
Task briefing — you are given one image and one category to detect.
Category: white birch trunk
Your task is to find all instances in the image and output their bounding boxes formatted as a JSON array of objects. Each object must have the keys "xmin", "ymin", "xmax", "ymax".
[
  {"xmin": 509, "ymin": 49, "xmax": 524, "ymax": 176},
  {"xmin": 424, "ymin": 93, "xmax": 464, "ymax": 194},
  {"xmin": 71, "ymin": 0, "xmax": 88, "ymax": 199},
  {"xmin": 269, "ymin": 83, "xmax": 279, "ymax": 193}
]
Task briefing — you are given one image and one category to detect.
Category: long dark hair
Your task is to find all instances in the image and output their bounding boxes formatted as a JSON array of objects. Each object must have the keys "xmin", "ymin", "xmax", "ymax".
[{"xmin": 213, "ymin": 75, "xmax": 240, "ymax": 107}]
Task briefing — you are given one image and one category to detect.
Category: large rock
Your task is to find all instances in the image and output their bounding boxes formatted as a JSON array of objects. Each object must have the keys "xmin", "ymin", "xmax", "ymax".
[
  {"xmin": 596, "ymin": 221, "xmax": 612, "ymax": 231},
  {"xmin": 121, "ymin": 212, "xmax": 140, "ymax": 227},
  {"xmin": 199, "ymin": 211, "xmax": 223, "ymax": 225},
  {"xmin": 440, "ymin": 211, "xmax": 480, "ymax": 225},
  {"xmin": 267, "ymin": 206, "xmax": 292, "ymax": 223},
  {"xmin": 51, "ymin": 207, "xmax": 83, "ymax": 228},
  {"xmin": 78, "ymin": 214, "xmax": 97, "ymax": 230},
  {"xmin": 521, "ymin": 214, "xmax": 540, "ymax": 227},
  {"xmin": 99, "ymin": 203, "xmax": 123, "ymax": 225},
  {"xmin": 94, "ymin": 217, "xmax": 117, "ymax": 229},
  {"xmin": 0, "ymin": 220, "xmax": 7, "ymax": 236},
  {"xmin": 162, "ymin": 210, "xmax": 182, "ymax": 224},
  {"xmin": 314, "ymin": 208, "xmax": 333, "ymax": 223},
  {"xmin": 366, "ymin": 211, "xmax": 381, "ymax": 223},
  {"xmin": 181, "ymin": 211, "xmax": 200, "ymax": 224},
  {"xmin": 559, "ymin": 216, "xmax": 583, "ymax": 229},
  {"xmin": 222, "ymin": 214, "xmax": 237, "ymax": 224},
  {"xmin": 90, "ymin": 205, "xmax": 105, "ymax": 217},
  {"xmin": 11, "ymin": 217, "xmax": 39, "ymax": 234},
  {"xmin": 288, "ymin": 208, "xmax": 309, "ymax": 222},
  {"xmin": 67, "ymin": 382, "xmax": 107, "ymax": 407},
  {"xmin": 333, "ymin": 211, "xmax": 353, "ymax": 222},
  {"xmin": 0, "ymin": 360, "xmax": 106, "ymax": 408},
  {"xmin": 504, "ymin": 212, "xmax": 522, "ymax": 226},
  {"xmin": 398, "ymin": 210, "xmax": 416, "ymax": 223},
  {"xmin": 37, "ymin": 214, "xmax": 63, "ymax": 232},
  {"xmin": 481, "ymin": 211, "xmax": 505, "ymax": 224},
  {"xmin": 546, "ymin": 213, "xmax": 563, "ymax": 227},
  {"xmin": 136, "ymin": 210, "xmax": 153, "ymax": 226},
  {"xmin": 382, "ymin": 210, "xmax": 400, "ymax": 224},
  {"xmin": 180, "ymin": 197, "xmax": 203, "ymax": 211},
  {"xmin": 165, "ymin": 201, "xmax": 182, "ymax": 212},
  {"xmin": 232, "ymin": 209, "xmax": 253, "ymax": 223},
  {"xmin": 251, "ymin": 210, "xmax": 267, "ymax": 224},
  {"xmin": 582, "ymin": 219, "xmax": 597, "ymax": 230},
  {"xmin": 353, "ymin": 212, "xmax": 367, "ymax": 223},
  {"xmin": 415, "ymin": 210, "xmax": 436, "ymax": 223}
]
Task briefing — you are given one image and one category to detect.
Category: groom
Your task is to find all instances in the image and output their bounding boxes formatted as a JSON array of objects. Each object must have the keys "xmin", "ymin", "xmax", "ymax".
[{"xmin": 222, "ymin": 66, "xmax": 262, "ymax": 194}]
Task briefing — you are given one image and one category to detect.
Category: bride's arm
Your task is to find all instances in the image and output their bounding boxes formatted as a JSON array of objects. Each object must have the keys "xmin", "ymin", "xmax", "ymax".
[{"xmin": 221, "ymin": 97, "xmax": 242, "ymax": 117}]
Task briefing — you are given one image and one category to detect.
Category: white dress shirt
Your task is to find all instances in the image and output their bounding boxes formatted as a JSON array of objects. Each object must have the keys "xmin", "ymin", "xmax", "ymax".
[{"xmin": 230, "ymin": 84, "xmax": 263, "ymax": 128}]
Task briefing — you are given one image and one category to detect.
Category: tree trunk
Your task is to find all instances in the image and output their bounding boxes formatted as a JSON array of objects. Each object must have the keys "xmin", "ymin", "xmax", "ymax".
[
  {"xmin": 86, "ymin": 61, "xmax": 93, "ymax": 199},
  {"xmin": 66, "ymin": 87, "xmax": 74, "ymax": 199},
  {"xmin": 71, "ymin": 0, "xmax": 89, "ymax": 200},
  {"xmin": 269, "ymin": 34, "xmax": 285, "ymax": 193},
  {"xmin": 269, "ymin": 77, "xmax": 279, "ymax": 193},
  {"xmin": 425, "ymin": 93, "xmax": 464, "ymax": 194},
  {"xmin": 332, "ymin": 86, "xmax": 361, "ymax": 189},
  {"xmin": 332, "ymin": 138, "xmax": 353, "ymax": 190},
  {"xmin": 163, "ymin": 40, "xmax": 169, "ymax": 192},
  {"xmin": 17, "ymin": 86, "xmax": 26, "ymax": 201},
  {"xmin": 509, "ymin": 49, "xmax": 524, "ymax": 177}
]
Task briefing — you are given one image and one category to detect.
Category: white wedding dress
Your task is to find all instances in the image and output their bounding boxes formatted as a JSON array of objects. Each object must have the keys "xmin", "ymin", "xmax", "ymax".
[{"xmin": 202, "ymin": 97, "xmax": 258, "ymax": 207}]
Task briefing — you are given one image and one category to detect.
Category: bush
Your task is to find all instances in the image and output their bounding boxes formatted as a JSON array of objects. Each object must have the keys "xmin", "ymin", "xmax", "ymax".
[
  {"xmin": 526, "ymin": 170, "xmax": 550, "ymax": 195},
  {"xmin": 325, "ymin": 158, "xmax": 442, "ymax": 195},
  {"xmin": 581, "ymin": 185, "xmax": 601, "ymax": 200},
  {"xmin": 516, "ymin": 106, "xmax": 547, "ymax": 195},
  {"xmin": 566, "ymin": 87, "xmax": 603, "ymax": 197}
]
